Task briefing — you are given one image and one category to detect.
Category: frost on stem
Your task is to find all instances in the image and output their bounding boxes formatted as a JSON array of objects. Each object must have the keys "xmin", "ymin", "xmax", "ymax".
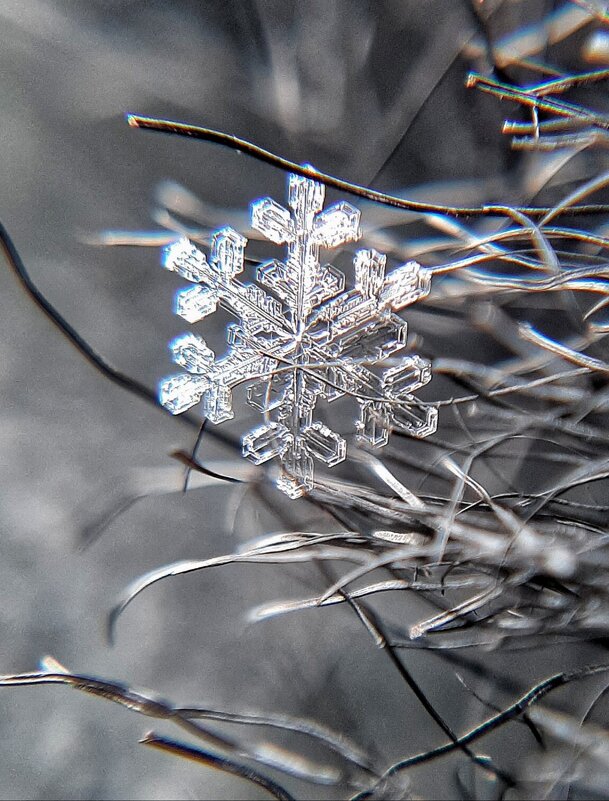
[{"xmin": 158, "ymin": 172, "xmax": 437, "ymax": 497}]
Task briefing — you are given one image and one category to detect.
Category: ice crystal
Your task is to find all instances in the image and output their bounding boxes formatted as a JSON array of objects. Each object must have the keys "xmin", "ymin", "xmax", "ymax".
[{"xmin": 159, "ymin": 172, "xmax": 437, "ymax": 498}]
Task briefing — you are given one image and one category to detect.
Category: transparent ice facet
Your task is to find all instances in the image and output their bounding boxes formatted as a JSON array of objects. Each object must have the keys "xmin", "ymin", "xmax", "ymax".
[
  {"xmin": 312, "ymin": 201, "xmax": 361, "ymax": 248},
  {"xmin": 370, "ymin": 318, "xmax": 408, "ymax": 360},
  {"xmin": 289, "ymin": 171, "xmax": 324, "ymax": 216},
  {"xmin": 202, "ymin": 383, "xmax": 233, "ymax": 424},
  {"xmin": 243, "ymin": 423, "xmax": 288, "ymax": 464},
  {"xmin": 381, "ymin": 261, "xmax": 432, "ymax": 309},
  {"xmin": 251, "ymin": 198, "xmax": 294, "ymax": 244},
  {"xmin": 338, "ymin": 318, "xmax": 407, "ymax": 362},
  {"xmin": 163, "ymin": 238, "xmax": 209, "ymax": 282},
  {"xmin": 276, "ymin": 443, "xmax": 314, "ymax": 499},
  {"xmin": 159, "ymin": 373, "xmax": 206, "ymax": 415},
  {"xmin": 211, "ymin": 227, "xmax": 246, "ymax": 278},
  {"xmin": 247, "ymin": 375, "xmax": 289, "ymax": 412},
  {"xmin": 238, "ymin": 284, "xmax": 283, "ymax": 331},
  {"xmin": 224, "ymin": 324, "xmax": 241, "ymax": 346},
  {"xmin": 158, "ymin": 171, "xmax": 436, "ymax": 497},
  {"xmin": 321, "ymin": 365, "xmax": 359, "ymax": 402},
  {"xmin": 220, "ymin": 326, "xmax": 277, "ymax": 383},
  {"xmin": 303, "ymin": 422, "xmax": 346, "ymax": 466},
  {"xmin": 383, "ymin": 355, "xmax": 432, "ymax": 397},
  {"xmin": 175, "ymin": 285, "xmax": 218, "ymax": 323},
  {"xmin": 317, "ymin": 264, "xmax": 345, "ymax": 301},
  {"xmin": 170, "ymin": 333, "xmax": 214, "ymax": 374},
  {"xmin": 355, "ymin": 249, "xmax": 386, "ymax": 299},
  {"xmin": 257, "ymin": 259, "xmax": 290, "ymax": 301},
  {"xmin": 391, "ymin": 403, "xmax": 438, "ymax": 438},
  {"xmin": 357, "ymin": 401, "xmax": 390, "ymax": 448}
]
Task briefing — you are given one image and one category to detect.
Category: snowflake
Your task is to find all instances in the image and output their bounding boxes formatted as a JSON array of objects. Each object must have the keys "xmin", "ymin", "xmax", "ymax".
[{"xmin": 158, "ymin": 171, "xmax": 437, "ymax": 498}]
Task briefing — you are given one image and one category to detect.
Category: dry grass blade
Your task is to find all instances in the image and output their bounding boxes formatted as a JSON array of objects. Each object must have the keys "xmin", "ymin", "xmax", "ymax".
[
  {"xmin": 352, "ymin": 663, "xmax": 609, "ymax": 800},
  {"xmin": 141, "ymin": 733, "xmax": 295, "ymax": 801},
  {"xmin": 0, "ymin": 658, "xmax": 376, "ymax": 785},
  {"xmin": 107, "ymin": 536, "xmax": 372, "ymax": 643}
]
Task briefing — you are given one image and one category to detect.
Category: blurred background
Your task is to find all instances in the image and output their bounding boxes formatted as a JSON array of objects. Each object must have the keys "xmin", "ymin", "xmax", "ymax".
[{"xmin": 2, "ymin": 1, "xmax": 609, "ymax": 799}]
